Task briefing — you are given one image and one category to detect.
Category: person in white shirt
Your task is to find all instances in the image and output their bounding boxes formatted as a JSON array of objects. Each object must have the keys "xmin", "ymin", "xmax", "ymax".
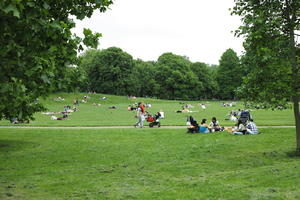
[{"xmin": 246, "ymin": 119, "xmax": 259, "ymax": 134}]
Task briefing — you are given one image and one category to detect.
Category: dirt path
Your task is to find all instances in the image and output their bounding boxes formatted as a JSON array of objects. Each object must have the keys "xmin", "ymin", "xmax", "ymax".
[{"xmin": 0, "ymin": 126, "xmax": 295, "ymax": 129}]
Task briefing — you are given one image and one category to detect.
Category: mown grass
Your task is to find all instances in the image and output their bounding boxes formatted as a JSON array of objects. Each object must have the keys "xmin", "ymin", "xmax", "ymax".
[
  {"xmin": 0, "ymin": 128, "xmax": 300, "ymax": 199},
  {"xmin": 0, "ymin": 93, "xmax": 294, "ymax": 127}
]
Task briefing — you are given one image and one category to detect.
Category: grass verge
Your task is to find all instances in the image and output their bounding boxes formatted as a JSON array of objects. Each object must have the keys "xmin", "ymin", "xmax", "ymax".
[{"xmin": 0, "ymin": 128, "xmax": 300, "ymax": 199}]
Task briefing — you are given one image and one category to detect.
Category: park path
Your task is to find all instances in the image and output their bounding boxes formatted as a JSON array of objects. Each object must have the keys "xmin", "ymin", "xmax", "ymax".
[{"xmin": 0, "ymin": 126, "xmax": 295, "ymax": 129}]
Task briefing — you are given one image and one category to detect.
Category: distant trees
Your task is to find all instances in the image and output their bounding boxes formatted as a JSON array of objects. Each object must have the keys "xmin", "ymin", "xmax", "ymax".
[
  {"xmin": 191, "ymin": 62, "xmax": 218, "ymax": 99},
  {"xmin": 133, "ymin": 59, "xmax": 159, "ymax": 97},
  {"xmin": 216, "ymin": 49, "xmax": 244, "ymax": 100},
  {"xmin": 86, "ymin": 47, "xmax": 135, "ymax": 95},
  {"xmin": 78, "ymin": 48, "xmax": 243, "ymax": 100},
  {"xmin": 155, "ymin": 53, "xmax": 202, "ymax": 100}
]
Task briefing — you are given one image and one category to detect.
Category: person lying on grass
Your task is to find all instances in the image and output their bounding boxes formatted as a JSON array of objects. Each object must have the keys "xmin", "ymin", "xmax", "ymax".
[
  {"xmin": 176, "ymin": 108, "xmax": 198, "ymax": 113},
  {"xmin": 51, "ymin": 113, "xmax": 68, "ymax": 120}
]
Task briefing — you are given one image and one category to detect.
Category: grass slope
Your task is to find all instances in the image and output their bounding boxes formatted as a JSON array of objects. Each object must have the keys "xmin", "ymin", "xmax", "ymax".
[
  {"xmin": 0, "ymin": 128, "xmax": 300, "ymax": 199},
  {"xmin": 0, "ymin": 93, "xmax": 295, "ymax": 126}
]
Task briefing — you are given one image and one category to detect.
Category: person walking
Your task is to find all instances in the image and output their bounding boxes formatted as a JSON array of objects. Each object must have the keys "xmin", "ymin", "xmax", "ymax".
[{"xmin": 135, "ymin": 102, "xmax": 145, "ymax": 128}]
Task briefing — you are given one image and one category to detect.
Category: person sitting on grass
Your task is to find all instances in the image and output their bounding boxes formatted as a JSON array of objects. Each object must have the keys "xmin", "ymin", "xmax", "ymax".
[
  {"xmin": 209, "ymin": 117, "xmax": 223, "ymax": 132},
  {"xmin": 186, "ymin": 116, "xmax": 199, "ymax": 133},
  {"xmin": 246, "ymin": 119, "xmax": 259, "ymax": 134},
  {"xmin": 199, "ymin": 119, "xmax": 211, "ymax": 133},
  {"xmin": 233, "ymin": 119, "xmax": 247, "ymax": 135}
]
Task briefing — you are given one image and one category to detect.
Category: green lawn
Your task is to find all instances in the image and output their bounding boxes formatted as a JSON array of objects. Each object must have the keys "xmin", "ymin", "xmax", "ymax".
[
  {"xmin": 0, "ymin": 93, "xmax": 295, "ymax": 126},
  {"xmin": 0, "ymin": 128, "xmax": 300, "ymax": 199}
]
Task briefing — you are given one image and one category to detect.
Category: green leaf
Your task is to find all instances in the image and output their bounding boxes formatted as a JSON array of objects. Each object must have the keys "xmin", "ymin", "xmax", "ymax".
[
  {"xmin": 43, "ymin": 2, "xmax": 50, "ymax": 9},
  {"xmin": 26, "ymin": 2, "xmax": 35, "ymax": 7},
  {"xmin": 41, "ymin": 74, "xmax": 50, "ymax": 84},
  {"xmin": 2, "ymin": 4, "xmax": 20, "ymax": 18},
  {"xmin": 83, "ymin": 28, "xmax": 92, "ymax": 36}
]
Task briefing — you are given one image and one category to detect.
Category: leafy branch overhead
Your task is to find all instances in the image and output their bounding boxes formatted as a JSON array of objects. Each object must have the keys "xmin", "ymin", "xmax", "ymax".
[
  {"xmin": 0, "ymin": 0, "xmax": 113, "ymax": 121},
  {"xmin": 232, "ymin": 0, "xmax": 300, "ymax": 108}
]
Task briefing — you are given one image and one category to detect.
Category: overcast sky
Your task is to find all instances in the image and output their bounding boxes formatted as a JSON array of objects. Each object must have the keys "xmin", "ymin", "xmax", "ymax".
[{"xmin": 73, "ymin": 0, "xmax": 245, "ymax": 65}]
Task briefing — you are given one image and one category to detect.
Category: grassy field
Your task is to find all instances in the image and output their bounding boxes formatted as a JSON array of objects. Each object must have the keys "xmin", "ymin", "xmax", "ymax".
[
  {"xmin": 0, "ymin": 93, "xmax": 295, "ymax": 127},
  {"xmin": 0, "ymin": 128, "xmax": 300, "ymax": 199}
]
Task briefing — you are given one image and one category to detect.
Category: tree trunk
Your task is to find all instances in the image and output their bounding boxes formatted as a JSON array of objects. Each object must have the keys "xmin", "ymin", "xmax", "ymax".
[
  {"xmin": 286, "ymin": 0, "xmax": 300, "ymax": 155},
  {"xmin": 292, "ymin": 97, "xmax": 300, "ymax": 155}
]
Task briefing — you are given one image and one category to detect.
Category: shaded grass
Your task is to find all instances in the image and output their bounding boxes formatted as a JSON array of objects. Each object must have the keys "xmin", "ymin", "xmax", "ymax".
[
  {"xmin": 0, "ymin": 128, "xmax": 300, "ymax": 199},
  {"xmin": 0, "ymin": 93, "xmax": 295, "ymax": 127}
]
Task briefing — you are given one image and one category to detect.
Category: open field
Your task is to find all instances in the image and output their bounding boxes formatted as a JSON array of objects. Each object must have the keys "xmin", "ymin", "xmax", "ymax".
[
  {"xmin": 0, "ymin": 93, "xmax": 295, "ymax": 127},
  {"xmin": 0, "ymin": 128, "xmax": 300, "ymax": 199}
]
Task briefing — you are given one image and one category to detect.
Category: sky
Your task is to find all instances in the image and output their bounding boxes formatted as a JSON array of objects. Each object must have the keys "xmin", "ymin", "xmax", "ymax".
[{"xmin": 72, "ymin": 0, "xmax": 245, "ymax": 65}]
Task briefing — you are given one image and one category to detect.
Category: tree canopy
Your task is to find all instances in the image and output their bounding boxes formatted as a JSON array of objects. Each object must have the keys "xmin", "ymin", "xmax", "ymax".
[
  {"xmin": 87, "ymin": 47, "xmax": 135, "ymax": 96},
  {"xmin": 232, "ymin": 0, "xmax": 300, "ymax": 154},
  {"xmin": 0, "ymin": 0, "xmax": 113, "ymax": 121},
  {"xmin": 216, "ymin": 49, "xmax": 244, "ymax": 100},
  {"xmin": 79, "ymin": 49, "xmax": 224, "ymax": 100}
]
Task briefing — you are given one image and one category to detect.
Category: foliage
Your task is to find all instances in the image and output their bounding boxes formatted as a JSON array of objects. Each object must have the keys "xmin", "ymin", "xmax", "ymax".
[
  {"xmin": 0, "ymin": 0, "xmax": 113, "ymax": 121},
  {"xmin": 216, "ymin": 49, "xmax": 244, "ymax": 100},
  {"xmin": 133, "ymin": 59, "xmax": 159, "ymax": 97},
  {"xmin": 150, "ymin": 53, "xmax": 203, "ymax": 100},
  {"xmin": 232, "ymin": 0, "xmax": 300, "ymax": 108},
  {"xmin": 87, "ymin": 47, "xmax": 135, "ymax": 95},
  {"xmin": 232, "ymin": 0, "xmax": 300, "ymax": 153},
  {"xmin": 191, "ymin": 62, "xmax": 218, "ymax": 99},
  {"xmin": 80, "ymin": 50, "xmax": 226, "ymax": 100}
]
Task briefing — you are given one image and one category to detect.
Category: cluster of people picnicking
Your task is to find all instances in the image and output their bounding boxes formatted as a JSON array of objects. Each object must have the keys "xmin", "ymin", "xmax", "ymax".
[
  {"xmin": 187, "ymin": 116, "xmax": 224, "ymax": 133},
  {"xmin": 225, "ymin": 109, "xmax": 250, "ymax": 121},
  {"xmin": 48, "ymin": 100, "xmax": 80, "ymax": 120},
  {"xmin": 46, "ymin": 95, "xmax": 113, "ymax": 121},
  {"xmin": 222, "ymin": 102, "xmax": 237, "ymax": 107},
  {"xmin": 176, "ymin": 103, "xmax": 207, "ymax": 113},
  {"xmin": 132, "ymin": 102, "xmax": 164, "ymax": 128},
  {"xmin": 128, "ymin": 103, "xmax": 152, "ymax": 111},
  {"xmin": 187, "ymin": 109, "xmax": 259, "ymax": 135}
]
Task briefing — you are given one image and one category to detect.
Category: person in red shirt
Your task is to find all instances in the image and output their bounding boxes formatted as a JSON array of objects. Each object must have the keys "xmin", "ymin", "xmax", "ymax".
[{"xmin": 140, "ymin": 102, "xmax": 145, "ymax": 114}]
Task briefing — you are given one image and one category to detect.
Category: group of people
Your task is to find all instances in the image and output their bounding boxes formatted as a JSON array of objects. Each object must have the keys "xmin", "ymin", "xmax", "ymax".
[
  {"xmin": 228, "ymin": 109, "xmax": 259, "ymax": 135},
  {"xmin": 177, "ymin": 103, "xmax": 198, "ymax": 113},
  {"xmin": 187, "ymin": 112, "xmax": 259, "ymax": 135},
  {"xmin": 222, "ymin": 102, "xmax": 237, "ymax": 107},
  {"xmin": 225, "ymin": 109, "xmax": 252, "ymax": 122},
  {"xmin": 230, "ymin": 118, "xmax": 259, "ymax": 135},
  {"xmin": 187, "ymin": 116, "xmax": 224, "ymax": 133}
]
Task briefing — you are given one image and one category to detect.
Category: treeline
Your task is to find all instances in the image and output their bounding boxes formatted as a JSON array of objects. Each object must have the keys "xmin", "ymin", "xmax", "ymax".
[{"xmin": 61, "ymin": 47, "xmax": 247, "ymax": 100}]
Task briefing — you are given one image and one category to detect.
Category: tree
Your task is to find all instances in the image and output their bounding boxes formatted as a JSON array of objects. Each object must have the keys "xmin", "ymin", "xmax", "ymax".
[
  {"xmin": 155, "ymin": 53, "xmax": 202, "ymax": 100},
  {"xmin": 0, "ymin": 1, "xmax": 113, "ymax": 121},
  {"xmin": 216, "ymin": 49, "xmax": 244, "ymax": 100},
  {"xmin": 87, "ymin": 47, "xmax": 135, "ymax": 95},
  {"xmin": 191, "ymin": 62, "xmax": 218, "ymax": 99},
  {"xmin": 133, "ymin": 59, "xmax": 159, "ymax": 97},
  {"xmin": 77, "ymin": 49, "xmax": 100, "ymax": 91},
  {"xmin": 232, "ymin": 0, "xmax": 300, "ymax": 154},
  {"xmin": 55, "ymin": 66, "xmax": 88, "ymax": 93}
]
